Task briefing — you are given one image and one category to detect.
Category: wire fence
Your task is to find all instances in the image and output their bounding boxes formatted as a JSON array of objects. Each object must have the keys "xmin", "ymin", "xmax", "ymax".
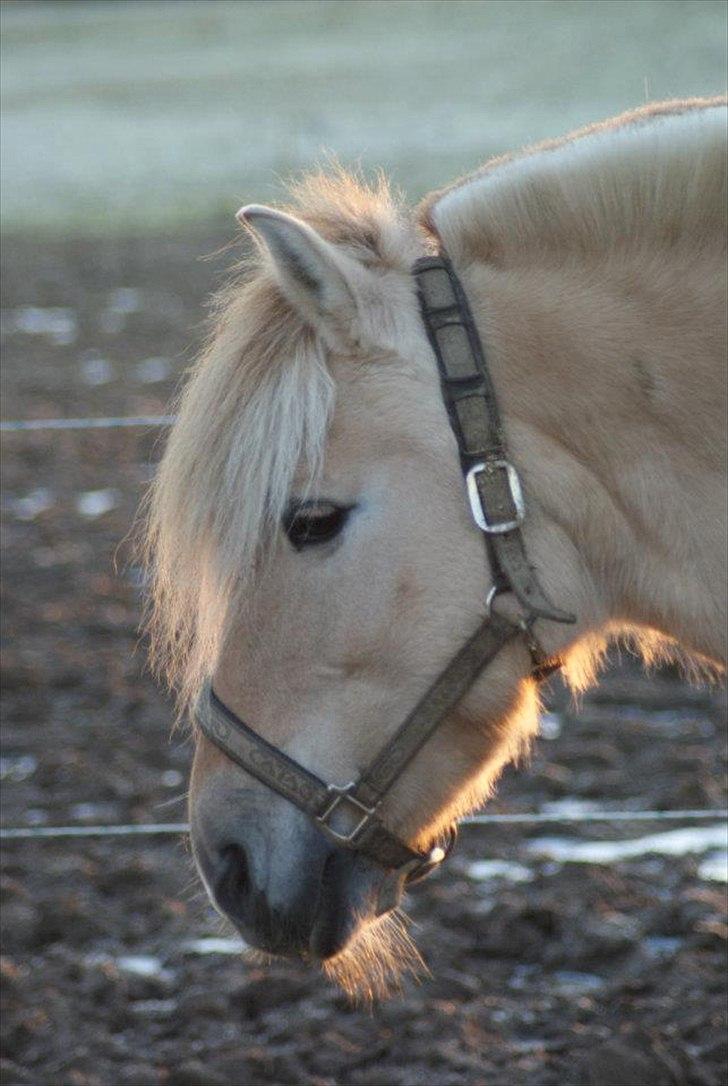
[
  {"xmin": 2, "ymin": 809, "xmax": 726, "ymax": 841},
  {"xmin": 2, "ymin": 411, "xmax": 726, "ymax": 863},
  {"xmin": 0, "ymin": 415, "xmax": 176, "ymax": 432}
]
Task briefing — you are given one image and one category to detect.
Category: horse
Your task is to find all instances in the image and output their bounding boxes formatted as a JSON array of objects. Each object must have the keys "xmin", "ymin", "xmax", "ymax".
[{"xmin": 142, "ymin": 98, "xmax": 727, "ymax": 997}]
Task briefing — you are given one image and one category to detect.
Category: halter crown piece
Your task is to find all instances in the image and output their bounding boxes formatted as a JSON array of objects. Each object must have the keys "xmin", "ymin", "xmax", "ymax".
[{"xmin": 196, "ymin": 252, "xmax": 576, "ymax": 906}]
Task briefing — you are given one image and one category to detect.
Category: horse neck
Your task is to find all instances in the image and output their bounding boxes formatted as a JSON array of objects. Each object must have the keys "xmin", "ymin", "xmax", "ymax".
[{"xmin": 468, "ymin": 247, "xmax": 727, "ymax": 666}]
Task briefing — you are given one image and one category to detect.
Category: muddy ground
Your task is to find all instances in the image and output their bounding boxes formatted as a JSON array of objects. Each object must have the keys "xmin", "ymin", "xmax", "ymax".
[{"xmin": 1, "ymin": 233, "xmax": 726, "ymax": 1086}]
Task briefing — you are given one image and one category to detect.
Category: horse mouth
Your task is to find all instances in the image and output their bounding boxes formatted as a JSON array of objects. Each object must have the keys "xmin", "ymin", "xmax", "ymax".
[
  {"xmin": 318, "ymin": 908, "xmax": 428, "ymax": 1001},
  {"xmin": 224, "ymin": 892, "xmax": 426, "ymax": 1000}
]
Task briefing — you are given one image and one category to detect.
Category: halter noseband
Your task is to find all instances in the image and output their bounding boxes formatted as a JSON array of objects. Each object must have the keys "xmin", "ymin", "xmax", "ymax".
[{"xmin": 196, "ymin": 253, "xmax": 575, "ymax": 894}]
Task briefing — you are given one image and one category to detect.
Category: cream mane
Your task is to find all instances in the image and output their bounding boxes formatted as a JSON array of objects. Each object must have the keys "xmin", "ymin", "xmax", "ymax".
[
  {"xmin": 142, "ymin": 172, "xmax": 416, "ymax": 710},
  {"xmin": 421, "ymin": 98, "xmax": 727, "ymax": 265}
]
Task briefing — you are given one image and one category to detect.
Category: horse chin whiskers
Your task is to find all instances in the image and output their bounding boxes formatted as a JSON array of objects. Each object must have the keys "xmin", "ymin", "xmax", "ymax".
[
  {"xmin": 321, "ymin": 907, "xmax": 429, "ymax": 1004},
  {"xmin": 243, "ymin": 945, "xmax": 278, "ymax": 968},
  {"xmin": 229, "ymin": 911, "xmax": 427, "ymax": 1004}
]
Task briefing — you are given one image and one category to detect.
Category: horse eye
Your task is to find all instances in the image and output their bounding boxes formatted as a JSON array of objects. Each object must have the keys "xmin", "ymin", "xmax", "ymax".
[{"xmin": 283, "ymin": 503, "xmax": 352, "ymax": 551}]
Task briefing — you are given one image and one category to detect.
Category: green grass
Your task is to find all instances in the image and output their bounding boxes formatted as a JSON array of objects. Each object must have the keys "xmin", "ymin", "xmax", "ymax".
[{"xmin": 1, "ymin": 0, "xmax": 726, "ymax": 235}]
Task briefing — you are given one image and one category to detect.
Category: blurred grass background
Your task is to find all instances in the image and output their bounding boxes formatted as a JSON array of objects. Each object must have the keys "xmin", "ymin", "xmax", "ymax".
[{"xmin": 1, "ymin": 0, "xmax": 726, "ymax": 236}]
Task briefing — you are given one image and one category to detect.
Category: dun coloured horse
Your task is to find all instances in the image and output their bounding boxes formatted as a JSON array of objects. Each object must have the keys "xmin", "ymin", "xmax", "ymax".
[{"xmin": 143, "ymin": 99, "xmax": 727, "ymax": 997}]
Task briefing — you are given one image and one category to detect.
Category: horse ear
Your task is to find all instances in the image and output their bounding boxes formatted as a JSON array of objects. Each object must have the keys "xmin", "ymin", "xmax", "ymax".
[{"xmin": 237, "ymin": 205, "xmax": 360, "ymax": 346}]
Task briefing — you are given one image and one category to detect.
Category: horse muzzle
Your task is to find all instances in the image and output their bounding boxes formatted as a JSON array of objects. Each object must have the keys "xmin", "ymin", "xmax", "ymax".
[{"xmin": 190, "ymin": 788, "xmax": 404, "ymax": 961}]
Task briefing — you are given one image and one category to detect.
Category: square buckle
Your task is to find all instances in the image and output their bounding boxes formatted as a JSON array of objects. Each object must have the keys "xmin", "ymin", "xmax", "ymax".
[
  {"xmin": 317, "ymin": 784, "xmax": 379, "ymax": 845},
  {"xmin": 466, "ymin": 459, "xmax": 525, "ymax": 534}
]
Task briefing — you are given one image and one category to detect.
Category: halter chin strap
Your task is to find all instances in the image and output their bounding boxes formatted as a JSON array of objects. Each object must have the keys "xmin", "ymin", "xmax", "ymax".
[{"xmin": 195, "ymin": 251, "xmax": 575, "ymax": 889}]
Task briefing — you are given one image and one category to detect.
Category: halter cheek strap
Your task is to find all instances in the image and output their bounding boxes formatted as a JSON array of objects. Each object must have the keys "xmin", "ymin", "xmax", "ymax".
[
  {"xmin": 415, "ymin": 255, "xmax": 574, "ymax": 631},
  {"xmin": 195, "ymin": 251, "xmax": 575, "ymax": 885}
]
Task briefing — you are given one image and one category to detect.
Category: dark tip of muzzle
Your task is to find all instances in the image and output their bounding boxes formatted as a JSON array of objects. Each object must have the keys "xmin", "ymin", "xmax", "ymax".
[
  {"xmin": 215, "ymin": 843, "xmax": 251, "ymax": 919},
  {"xmin": 210, "ymin": 833, "xmax": 368, "ymax": 959}
]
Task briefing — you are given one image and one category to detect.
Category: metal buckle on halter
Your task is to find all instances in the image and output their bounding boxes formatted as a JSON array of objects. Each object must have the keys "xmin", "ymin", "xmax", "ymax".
[
  {"xmin": 375, "ymin": 829, "xmax": 456, "ymax": 914},
  {"xmin": 485, "ymin": 586, "xmax": 563, "ymax": 681},
  {"xmin": 317, "ymin": 784, "xmax": 380, "ymax": 845},
  {"xmin": 466, "ymin": 459, "xmax": 525, "ymax": 534}
]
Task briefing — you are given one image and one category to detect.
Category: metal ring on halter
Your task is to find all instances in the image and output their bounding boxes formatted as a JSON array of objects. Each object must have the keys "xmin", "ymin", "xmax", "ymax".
[
  {"xmin": 484, "ymin": 585, "xmax": 559, "ymax": 679},
  {"xmin": 485, "ymin": 583, "xmax": 510, "ymax": 618},
  {"xmin": 516, "ymin": 608, "xmax": 563, "ymax": 680},
  {"xmin": 406, "ymin": 824, "xmax": 458, "ymax": 885}
]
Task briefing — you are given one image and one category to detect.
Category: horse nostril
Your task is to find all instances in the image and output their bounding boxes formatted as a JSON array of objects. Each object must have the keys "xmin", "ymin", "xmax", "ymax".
[{"xmin": 216, "ymin": 843, "xmax": 250, "ymax": 914}]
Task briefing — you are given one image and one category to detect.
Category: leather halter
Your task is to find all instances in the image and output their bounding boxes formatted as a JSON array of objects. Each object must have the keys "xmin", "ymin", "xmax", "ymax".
[{"xmin": 196, "ymin": 252, "xmax": 575, "ymax": 892}]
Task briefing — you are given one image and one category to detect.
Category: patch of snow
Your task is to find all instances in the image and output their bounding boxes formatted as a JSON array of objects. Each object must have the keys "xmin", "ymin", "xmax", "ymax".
[
  {"xmin": 552, "ymin": 970, "xmax": 605, "ymax": 995},
  {"xmin": 643, "ymin": 936, "xmax": 683, "ymax": 957},
  {"xmin": 80, "ymin": 354, "xmax": 114, "ymax": 385},
  {"xmin": 525, "ymin": 824, "xmax": 727, "ymax": 865},
  {"xmin": 107, "ymin": 288, "xmax": 142, "ymax": 314},
  {"xmin": 161, "ymin": 769, "xmax": 184, "ymax": 788},
  {"xmin": 134, "ymin": 356, "xmax": 170, "ymax": 383},
  {"xmin": 540, "ymin": 798, "xmax": 605, "ymax": 817},
  {"xmin": 69, "ymin": 802, "xmax": 120, "ymax": 822},
  {"xmin": 182, "ymin": 936, "xmax": 247, "ymax": 955},
  {"xmin": 466, "ymin": 859, "xmax": 534, "ymax": 883},
  {"xmin": 8, "ymin": 488, "xmax": 55, "ymax": 520},
  {"xmin": 539, "ymin": 711, "xmax": 562, "ymax": 740},
  {"xmin": 0, "ymin": 754, "xmax": 38, "ymax": 782},
  {"xmin": 12, "ymin": 306, "xmax": 77, "ymax": 345},
  {"xmin": 125, "ymin": 565, "xmax": 148, "ymax": 591},
  {"xmin": 511, "ymin": 1039, "xmax": 552, "ymax": 1054},
  {"xmin": 76, "ymin": 489, "xmax": 120, "ymax": 518},
  {"xmin": 116, "ymin": 955, "xmax": 171, "ymax": 979},
  {"xmin": 698, "ymin": 850, "xmax": 728, "ymax": 883}
]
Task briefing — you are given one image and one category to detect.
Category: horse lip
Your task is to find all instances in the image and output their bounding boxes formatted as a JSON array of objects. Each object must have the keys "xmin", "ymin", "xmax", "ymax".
[
  {"xmin": 374, "ymin": 868, "xmax": 407, "ymax": 915},
  {"xmin": 308, "ymin": 915, "xmax": 355, "ymax": 961}
]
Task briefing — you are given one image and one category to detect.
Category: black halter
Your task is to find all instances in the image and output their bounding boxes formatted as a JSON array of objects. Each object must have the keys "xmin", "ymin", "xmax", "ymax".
[{"xmin": 196, "ymin": 253, "xmax": 575, "ymax": 895}]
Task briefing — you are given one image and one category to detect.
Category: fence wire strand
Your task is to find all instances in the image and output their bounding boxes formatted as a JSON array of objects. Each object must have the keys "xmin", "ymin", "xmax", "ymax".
[
  {"xmin": 0, "ymin": 415, "xmax": 176, "ymax": 432},
  {"xmin": 2, "ymin": 809, "xmax": 726, "ymax": 841},
  {"xmin": 2, "ymin": 411, "xmax": 726, "ymax": 857}
]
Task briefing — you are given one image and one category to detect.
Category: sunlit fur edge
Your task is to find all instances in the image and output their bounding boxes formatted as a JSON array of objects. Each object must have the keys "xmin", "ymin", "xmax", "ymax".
[{"xmin": 243, "ymin": 908, "xmax": 428, "ymax": 1004}]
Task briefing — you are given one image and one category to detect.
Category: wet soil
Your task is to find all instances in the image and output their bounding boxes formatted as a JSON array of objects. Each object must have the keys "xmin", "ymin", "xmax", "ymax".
[{"xmin": 1, "ymin": 233, "xmax": 726, "ymax": 1086}]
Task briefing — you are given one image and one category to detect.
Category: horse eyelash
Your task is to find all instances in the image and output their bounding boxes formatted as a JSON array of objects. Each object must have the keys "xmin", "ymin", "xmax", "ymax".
[{"xmin": 282, "ymin": 502, "xmax": 355, "ymax": 551}]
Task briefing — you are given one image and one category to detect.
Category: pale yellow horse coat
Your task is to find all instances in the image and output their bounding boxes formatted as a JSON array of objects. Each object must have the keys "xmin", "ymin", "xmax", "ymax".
[{"xmin": 144, "ymin": 99, "xmax": 726, "ymax": 990}]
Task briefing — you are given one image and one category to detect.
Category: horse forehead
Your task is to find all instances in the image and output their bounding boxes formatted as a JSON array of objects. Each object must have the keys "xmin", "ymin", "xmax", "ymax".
[{"xmin": 325, "ymin": 364, "xmax": 440, "ymax": 457}]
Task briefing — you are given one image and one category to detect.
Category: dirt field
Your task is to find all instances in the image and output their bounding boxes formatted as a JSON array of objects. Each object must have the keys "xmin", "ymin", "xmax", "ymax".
[{"xmin": 1, "ymin": 233, "xmax": 727, "ymax": 1086}]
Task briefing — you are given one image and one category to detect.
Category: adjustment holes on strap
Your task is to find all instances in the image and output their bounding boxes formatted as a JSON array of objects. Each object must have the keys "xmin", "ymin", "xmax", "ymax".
[
  {"xmin": 419, "ymin": 267, "xmax": 455, "ymax": 309},
  {"xmin": 435, "ymin": 324, "xmax": 480, "ymax": 381}
]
